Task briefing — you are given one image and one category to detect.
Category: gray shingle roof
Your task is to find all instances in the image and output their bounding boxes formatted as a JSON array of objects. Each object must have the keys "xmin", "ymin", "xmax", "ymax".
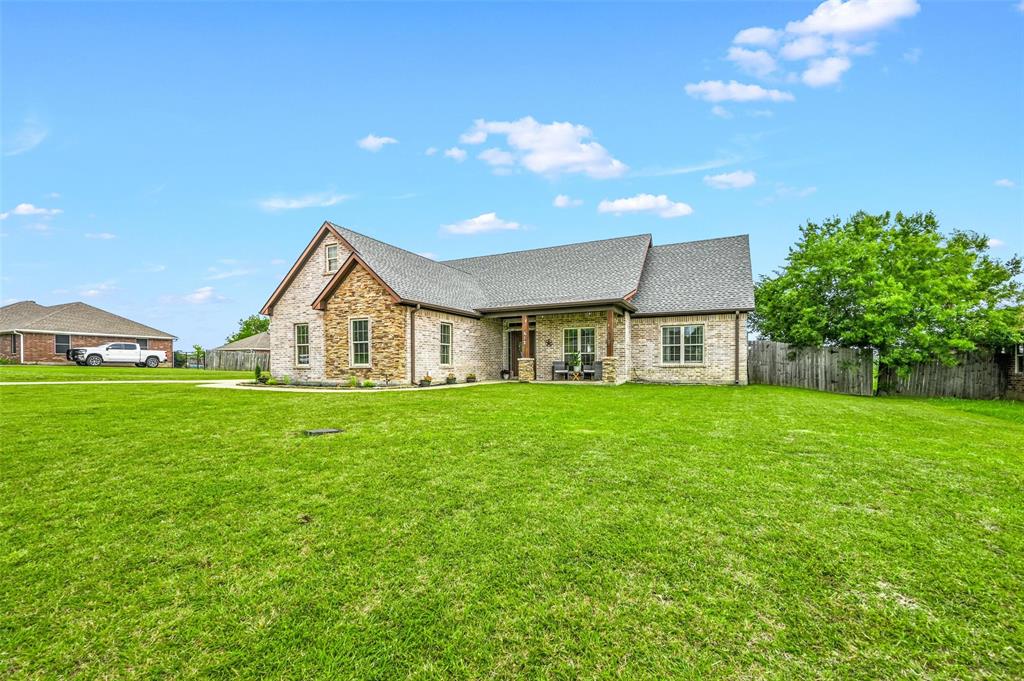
[
  {"xmin": 211, "ymin": 331, "xmax": 270, "ymax": 351},
  {"xmin": 324, "ymin": 225, "xmax": 752, "ymax": 317},
  {"xmin": 0, "ymin": 301, "xmax": 176, "ymax": 338},
  {"xmin": 442, "ymin": 234, "xmax": 652, "ymax": 310},
  {"xmin": 629, "ymin": 235, "xmax": 755, "ymax": 315}
]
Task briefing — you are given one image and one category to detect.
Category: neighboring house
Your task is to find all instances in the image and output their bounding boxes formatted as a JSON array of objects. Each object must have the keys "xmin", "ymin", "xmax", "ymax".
[
  {"xmin": 206, "ymin": 331, "xmax": 270, "ymax": 371},
  {"xmin": 261, "ymin": 222, "xmax": 754, "ymax": 385},
  {"xmin": 0, "ymin": 301, "xmax": 175, "ymax": 364}
]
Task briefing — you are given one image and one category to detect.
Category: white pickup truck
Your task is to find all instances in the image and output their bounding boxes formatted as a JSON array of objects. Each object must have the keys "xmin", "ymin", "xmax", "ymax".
[{"xmin": 66, "ymin": 342, "xmax": 167, "ymax": 368}]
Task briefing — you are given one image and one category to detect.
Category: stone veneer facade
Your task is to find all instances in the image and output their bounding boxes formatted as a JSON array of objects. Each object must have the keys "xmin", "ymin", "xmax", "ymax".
[
  {"xmin": 630, "ymin": 312, "xmax": 747, "ymax": 385},
  {"xmin": 323, "ymin": 264, "xmax": 409, "ymax": 383}
]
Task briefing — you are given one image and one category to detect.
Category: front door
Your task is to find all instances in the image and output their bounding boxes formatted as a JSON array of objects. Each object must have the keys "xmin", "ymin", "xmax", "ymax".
[{"xmin": 507, "ymin": 329, "xmax": 536, "ymax": 378}]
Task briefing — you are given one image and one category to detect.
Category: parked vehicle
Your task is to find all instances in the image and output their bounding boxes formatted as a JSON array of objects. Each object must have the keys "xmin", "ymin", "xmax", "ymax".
[{"xmin": 66, "ymin": 342, "xmax": 167, "ymax": 368}]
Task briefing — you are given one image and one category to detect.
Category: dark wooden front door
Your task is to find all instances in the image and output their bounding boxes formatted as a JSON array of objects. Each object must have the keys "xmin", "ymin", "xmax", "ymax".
[{"xmin": 507, "ymin": 329, "xmax": 535, "ymax": 378}]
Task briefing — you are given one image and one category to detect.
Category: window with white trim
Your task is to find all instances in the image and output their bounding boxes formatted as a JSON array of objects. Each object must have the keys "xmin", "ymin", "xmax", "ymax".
[
  {"xmin": 351, "ymin": 318, "xmax": 370, "ymax": 366},
  {"xmin": 55, "ymin": 334, "xmax": 71, "ymax": 354},
  {"xmin": 662, "ymin": 325, "xmax": 704, "ymax": 364},
  {"xmin": 294, "ymin": 324, "xmax": 310, "ymax": 366},
  {"xmin": 326, "ymin": 244, "xmax": 340, "ymax": 273},
  {"xmin": 563, "ymin": 327, "xmax": 596, "ymax": 366},
  {"xmin": 440, "ymin": 322, "xmax": 453, "ymax": 365}
]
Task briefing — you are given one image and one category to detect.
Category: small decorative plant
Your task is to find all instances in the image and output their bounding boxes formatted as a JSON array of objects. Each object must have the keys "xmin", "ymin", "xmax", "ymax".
[
  {"xmin": 446, "ymin": 372, "xmax": 457, "ymax": 384},
  {"xmin": 420, "ymin": 373, "xmax": 433, "ymax": 386},
  {"xmin": 362, "ymin": 380, "xmax": 376, "ymax": 388},
  {"xmin": 266, "ymin": 377, "xmax": 278, "ymax": 385},
  {"xmin": 569, "ymin": 351, "xmax": 582, "ymax": 370},
  {"xmin": 255, "ymin": 366, "xmax": 268, "ymax": 384},
  {"xmin": 281, "ymin": 375, "xmax": 292, "ymax": 385},
  {"xmin": 465, "ymin": 373, "xmax": 477, "ymax": 383},
  {"xmin": 347, "ymin": 375, "xmax": 359, "ymax": 388}
]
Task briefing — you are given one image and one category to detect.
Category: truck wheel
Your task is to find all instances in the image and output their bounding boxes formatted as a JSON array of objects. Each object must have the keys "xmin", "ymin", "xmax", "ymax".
[
  {"xmin": 145, "ymin": 356, "xmax": 160, "ymax": 368},
  {"xmin": 86, "ymin": 354, "xmax": 102, "ymax": 367},
  {"xmin": 135, "ymin": 362, "xmax": 145, "ymax": 368}
]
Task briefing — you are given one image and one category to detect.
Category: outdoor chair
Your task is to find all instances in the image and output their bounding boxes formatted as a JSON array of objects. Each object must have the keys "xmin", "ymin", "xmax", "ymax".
[
  {"xmin": 552, "ymin": 361, "xmax": 569, "ymax": 380},
  {"xmin": 582, "ymin": 364, "xmax": 595, "ymax": 380}
]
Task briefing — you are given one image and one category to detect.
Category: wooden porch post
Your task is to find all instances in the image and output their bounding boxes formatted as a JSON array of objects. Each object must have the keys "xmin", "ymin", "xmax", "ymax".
[
  {"xmin": 521, "ymin": 314, "xmax": 530, "ymax": 357},
  {"xmin": 606, "ymin": 309, "xmax": 615, "ymax": 356}
]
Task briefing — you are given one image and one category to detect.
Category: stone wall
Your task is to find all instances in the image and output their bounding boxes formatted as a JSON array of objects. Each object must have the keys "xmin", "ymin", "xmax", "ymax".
[
  {"xmin": 268, "ymin": 232, "xmax": 350, "ymax": 381},
  {"xmin": 630, "ymin": 312, "xmax": 747, "ymax": 384},
  {"xmin": 0, "ymin": 332, "xmax": 172, "ymax": 365},
  {"xmin": 413, "ymin": 308, "xmax": 502, "ymax": 383},
  {"xmin": 530, "ymin": 311, "xmax": 628, "ymax": 382},
  {"xmin": 322, "ymin": 263, "xmax": 408, "ymax": 384}
]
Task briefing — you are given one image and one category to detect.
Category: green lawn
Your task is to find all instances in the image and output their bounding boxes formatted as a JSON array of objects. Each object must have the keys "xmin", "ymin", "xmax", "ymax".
[
  {"xmin": 1, "ymin": 383, "xmax": 1021, "ymax": 679},
  {"xmin": 0, "ymin": 365, "xmax": 250, "ymax": 382}
]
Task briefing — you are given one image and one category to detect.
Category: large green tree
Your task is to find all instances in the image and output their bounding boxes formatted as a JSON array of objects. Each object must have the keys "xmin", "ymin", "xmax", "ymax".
[
  {"xmin": 225, "ymin": 314, "xmax": 270, "ymax": 344},
  {"xmin": 752, "ymin": 211, "xmax": 1023, "ymax": 382}
]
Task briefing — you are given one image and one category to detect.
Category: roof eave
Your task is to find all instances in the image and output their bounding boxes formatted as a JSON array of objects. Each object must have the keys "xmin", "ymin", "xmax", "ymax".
[
  {"xmin": 631, "ymin": 306, "xmax": 755, "ymax": 317},
  {"xmin": 476, "ymin": 298, "xmax": 637, "ymax": 315}
]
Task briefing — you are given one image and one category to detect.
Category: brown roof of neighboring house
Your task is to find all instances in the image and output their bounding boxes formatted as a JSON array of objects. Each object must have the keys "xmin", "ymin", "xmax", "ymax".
[
  {"xmin": 211, "ymin": 331, "xmax": 270, "ymax": 352},
  {"xmin": 0, "ymin": 301, "xmax": 176, "ymax": 339}
]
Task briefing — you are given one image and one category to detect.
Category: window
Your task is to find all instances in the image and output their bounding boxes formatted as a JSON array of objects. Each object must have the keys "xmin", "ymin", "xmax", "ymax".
[
  {"xmin": 326, "ymin": 244, "xmax": 340, "ymax": 273},
  {"xmin": 350, "ymin": 318, "xmax": 370, "ymax": 366},
  {"xmin": 10, "ymin": 335, "xmax": 18, "ymax": 354},
  {"xmin": 1016, "ymin": 344, "xmax": 1024, "ymax": 374},
  {"xmin": 136, "ymin": 339, "xmax": 148, "ymax": 350},
  {"xmin": 563, "ymin": 327, "xmax": 596, "ymax": 366},
  {"xmin": 662, "ymin": 325, "xmax": 704, "ymax": 364},
  {"xmin": 55, "ymin": 335, "xmax": 71, "ymax": 354},
  {"xmin": 440, "ymin": 322, "xmax": 453, "ymax": 365},
  {"xmin": 294, "ymin": 324, "xmax": 310, "ymax": 365}
]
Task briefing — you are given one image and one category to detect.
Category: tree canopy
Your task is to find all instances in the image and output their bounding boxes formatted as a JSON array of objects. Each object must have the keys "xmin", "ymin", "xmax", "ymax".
[
  {"xmin": 225, "ymin": 314, "xmax": 270, "ymax": 344},
  {"xmin": 751, "ymin": 211, "xmax": 1023, "ymax": 375}
]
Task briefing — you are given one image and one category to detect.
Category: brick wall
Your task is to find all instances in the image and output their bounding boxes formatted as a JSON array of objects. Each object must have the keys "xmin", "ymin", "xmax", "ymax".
[
  {"xmin": 530, "ymin": 311, "xmax": 627, "ymax": 382},
  {"xmin": 1, "ymin": 333, "xmax": 172, "ymax": 365},
  {"xmin": 413, "ymin": 308, "xmax": 502, "ymax": 383},
  {"xmin": 0, "ymin": 334, "xmax": 19, "ymax": 362},
  {"xmin": 268, "ymin": 233, "xmax": 350, "ymax": 381},
  {"xmin": 322, "ymin": 263, "xmax": 408, "ymax": 384},
  {"xmin": 630, "ymin": 312, "xmax": 747, "ymax": 384}
]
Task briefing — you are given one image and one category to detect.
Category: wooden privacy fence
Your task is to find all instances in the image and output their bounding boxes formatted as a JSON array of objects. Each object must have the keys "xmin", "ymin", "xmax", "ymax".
[
  {"xmin": 205, "ymin": 349, "xmax": 270, "ymax": 372},
  {"xmin": 747, "ymin": 340, "xmax": 873, "ymax": 396},
  {"xmin": 880, "ymin": 352, "xmax": 1006, "ymax": 399}
]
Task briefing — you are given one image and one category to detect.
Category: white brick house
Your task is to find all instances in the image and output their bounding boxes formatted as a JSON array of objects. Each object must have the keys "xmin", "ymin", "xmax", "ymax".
[{"xmin": 262, "ymin": 222, "xmax": 754, "ymax": 385}]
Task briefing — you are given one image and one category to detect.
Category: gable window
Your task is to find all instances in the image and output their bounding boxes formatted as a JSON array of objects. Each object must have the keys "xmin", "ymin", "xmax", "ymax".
[
  {"xmin": 350, "ymin": 318, "xmax": 370, "ymax": 366},
  {"xmin": 440, "ymin": 322, "xmax": 453, "ymax": 365},
  {"xmin": 662, "ymin": 325, "xmax": 704, "ymax": 364},
  {"xmin": 136, "ymin": 339, "xmax": 148, "ymax": 350},
  {"xmin": 326, "ymin": 244, "xmax": 340, "ymax": 273},
  {"xmin": 563, "ymin": 327, "xmax": 596, "ymax": 366},
  {"xmin": 55, "ymin": 334, "xmax": 71, "ymax": 354},
  {"xmin": 294, "ymin": 324, "xmax": 310, "ymax": 366}
]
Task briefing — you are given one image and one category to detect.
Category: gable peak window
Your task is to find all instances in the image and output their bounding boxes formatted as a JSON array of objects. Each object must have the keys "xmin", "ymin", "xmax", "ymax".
[
  {"xmin": 294, "ymin": 324, "xmax": 310, "ymax": 366},
  {"xmin": 326, "ymin": 244, "xmax": 340, "ymax": 273},
  {"xmin": 662, "ymin": 324, "xmax": 704, "ymax": 364},
  {"xmin": 350, "ymin": 318, "xmax": 370, "ymax": 367},
  {"xmin": 440, "ymin": 322, "xmax": 453, "ymax": 366}
]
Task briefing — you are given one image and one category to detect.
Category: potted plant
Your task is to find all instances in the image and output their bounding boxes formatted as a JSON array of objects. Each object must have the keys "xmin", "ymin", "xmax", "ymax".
[
  {"xmin": 500, "ymin": 369, "xmax": 510, "ymax": 380},
  {"xmin": 465, "ymin": 373, "xmax": 477, "ymax": 383},
  {"xmin": 446, "ymin": 372, "xmax": 457, "ymax": 385},
  {"xmin": 569, "ymin": 351, "xmax": 582, "ymax": 372},
  {"xmin": 420, "ymin": 373, "xmax": 433, "ymax": 387}
]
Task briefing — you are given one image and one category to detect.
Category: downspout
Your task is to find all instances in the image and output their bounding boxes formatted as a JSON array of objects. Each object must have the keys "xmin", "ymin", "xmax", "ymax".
[
  {"xmin": 734, "ymin": 311, "xmax": 740, "ymax": 385},
  {"xmin": 14, "ymin": 330, "xmax": 24, "ymax": 364},
  {"xmin": 409, "ymin": 304, "xmax": 419, "ymax": 385}
]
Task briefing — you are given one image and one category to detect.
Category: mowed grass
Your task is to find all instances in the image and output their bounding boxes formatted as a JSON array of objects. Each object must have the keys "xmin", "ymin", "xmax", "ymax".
[
  {"xmin": 1, "ymin": 383, "xmax": 1021, "ymax": 679},
  {"xmin": 0, "ymin": 365, "xmax": 250, "ymax": 382}
]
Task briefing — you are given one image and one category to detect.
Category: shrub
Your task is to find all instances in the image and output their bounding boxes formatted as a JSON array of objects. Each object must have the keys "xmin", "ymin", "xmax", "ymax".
[
  {"xmin": 281, "ymin": 375, "xmax": 291, "ymax": 385},
  {"xmin": 466, "ymin": 373, "xmax": 477, "ymax": 382},
  {"xmin": 266, "ymin": 377, "xmax": 278, "ymax": 386},
  {"xmin": 362, "ymin": 380, "xmax": 376, "ymax": 388},
  {"xmin": 347, "ymin": 375, "xmax": 359, "ymax": 388}
]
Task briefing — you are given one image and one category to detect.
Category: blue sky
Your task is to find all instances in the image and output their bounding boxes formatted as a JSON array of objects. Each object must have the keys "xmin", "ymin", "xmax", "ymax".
[{"xmin": 2, "ymin": 1, "xmax": 1022, "ymax": 348}]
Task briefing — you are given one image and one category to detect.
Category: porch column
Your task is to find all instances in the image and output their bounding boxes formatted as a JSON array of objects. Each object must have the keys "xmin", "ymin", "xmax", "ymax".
[
  {"xmin": 521, "ymin": 314, "xmax": 530, "ymax": 357},
  {"xmin": 603, "ymin": 308, "xmax": 618, "ymax": 384},
  {"xmin": 518, "ymin": 313, "xmax": 535, "ymax": 382},
  {"xmin": 606, "ymin": 309, "xmax": 615, "ymax": 356}
]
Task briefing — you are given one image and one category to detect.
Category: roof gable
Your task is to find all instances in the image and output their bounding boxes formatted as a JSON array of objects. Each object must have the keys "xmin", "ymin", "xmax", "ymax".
[{"xmin": 0, "ymin": 300, "xmax": 176, "ymax": 338}]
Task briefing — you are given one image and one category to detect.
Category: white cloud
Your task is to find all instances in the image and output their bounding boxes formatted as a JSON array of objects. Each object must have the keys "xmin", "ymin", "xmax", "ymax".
[
  {"xmin": 598, "ymin": 194, "xmax": 693, "ymax": 219},
  {"xmin": 356, "ymin": 134, "xmax": 398, "ymax": 152},
  {"xmin": 142, "ymin": 263, "xmax": 167, "ymax": 273},
  {"xmin": 79, "ymin": 281, "xmax": 116, "ymax": 298},
  {"xmin": 727, "ymin": 47, "xmax": 778, "ymax": 77},
  {"xmin": 711, "ymin": 105, "xmax": 733, "ymax": 119},
  {"xmin": 184, "ymin": 286, "xmax": 217, "ymax": 304},
  {"xmin": 441, "ymin": 212, "xmax": 521, "ymax": 235},
  {"xmin": 2, "ymin": 117, "xmax": 48, "ymax": 156},
  {"xmin": 444, "ymin": 147, "xmax": 467, "ymax": 162},
  {"xmin": 777, "ymin": 184, "xmax": 818, "ymax": 198},
  {"xmin": 24, "ymin": 222, "xmax": 53, "ymax": 234},
  {"xmin": 206, "ymin": 267, "xmax": 255, "ymax": 280},
  {"xmin": 553, "ymin": 194, "xmax": 583, "ymax": 208},
  {"xmin": 45, "ymin": 192, "xmax": 61, "ymax": 199},
  {"xmin": 458, "ymin": 117, "xmax": 627, "ymax": 179},
  {"xmin": 1017, "ymin": 0, "xmax": 1024, "ymax": 13},
  {"xmin": 84, "ymin": 232, "xmax": 116, "ymax": 240},
  {"xmin": 685, "ymin": 80, "xmax": 795, "ymax": 102},
  {"xmin": 779, "ymin": 35, "xmax": 829, "ymax": 60},
  {"xmin": 751, "ymin": 109, "xmax": 775, "ymax": 118},
  {"xmin": 733, "ymin": 27, "xmax": 782, "ymax": 47},
  {"xmin": 633, "ymin": 155, "xmax": 741, "ymax": 177},
  {"xmin": 258, "ymin": 192, "xmax": 350, "ymax": 211},
  {"xmin": 802, "ymin": 57, "xmax": 852, "ymax": 86},
  {"xmin": 832, "ymin": 40, "xmax": 876, "ymax": 55},
  {"xmin": 902, "ymin": 47, "xmax": 922, "ymax": 63},
  {"xmin": 994, "ymin": 178, "xmax": 1016, "ymax": 188},
  {"xmin": 786, "ymin": 0, "xmax": 920, "ymax": 36},
  {"xmin": 0, "ymin": 203, "xmax": 62, "ymax": 220},
  {"xmin": 704, "ymin": 170, "xmax": 757, "ymax": 189},
  {"xmin": 425, "ymin": 147, "xmax": 438, "ymax": 156},
  {"xmin": 478, "ymin": 147, "xmax": 515, "ymax": 167},
  {"xmin": 987, "ymin": 238, "xmax": 1005, "ymax": 248}
]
